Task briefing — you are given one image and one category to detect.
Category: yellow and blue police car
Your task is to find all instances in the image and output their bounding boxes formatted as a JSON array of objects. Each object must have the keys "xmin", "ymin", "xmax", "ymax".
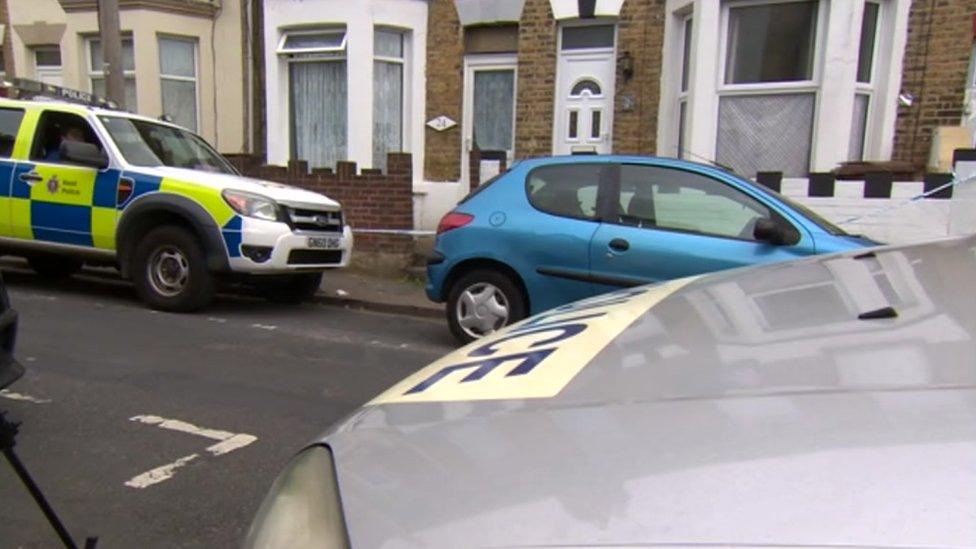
[{"xmin": 0, "ymin": 79, "xmax": 352, "ymax": 311}]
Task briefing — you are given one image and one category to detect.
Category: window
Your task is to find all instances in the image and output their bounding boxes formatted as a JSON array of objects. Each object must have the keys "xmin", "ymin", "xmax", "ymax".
[
  {"xmin": 33, "ymin": 46, "xmax": 63, "ymax": 86},
  {"xmin": 717, "ymin": 1, "xmax": 821, "ymax": 177},
  {"xmin": 850, "ymin": 2, "xmax": 879, "ymax": 160},
  {"xmin": 472, "ymin": 69, "xmax": 515, "ymax": 151},
  {"xmin": 561, "ymin": 25, "xmax": 615, "ymax": 50},
  {"xmin": 373, "ymin": 29, "xmax": 405, "ymax": 172},
  {"xmin": 617, "ymin": 165, "xmax": 787, "ymax": 242},
  {"xmin": 283, "ymin": 27, "xmax": 348, "ymax": 169},
  {"xmin": 159, "ymin": 37, "xmax": 198, "ymax": 131},
  {"xmin": 570, "ymin": 79, "xmax": 601, "ymax": 97},
  {"xmin": 724, "ymin": 1, "xmax": 818, "ymax": 84},
  {"xmin": 87, "ymin": 37, "xmax": 138, "ymax": 109},
  {"xmin": 526, "ymin": 164, "xmax": 605, "ymax": 220},
  {"xmin": 677, "ymin": 15, "xmax": 692, "ymax": 158},
  {"xmin": 0, "ymin": 108, "xmax": 25, "ymax": 158},
  {"xmin": 30, "ymin": 111, "xmax": 103, "ymax": 165}
]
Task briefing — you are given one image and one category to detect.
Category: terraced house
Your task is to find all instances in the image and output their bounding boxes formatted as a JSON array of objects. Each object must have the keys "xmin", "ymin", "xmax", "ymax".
[{"xmin": 3, "ymin": 0, "xmax": 974, "ymax": 233}]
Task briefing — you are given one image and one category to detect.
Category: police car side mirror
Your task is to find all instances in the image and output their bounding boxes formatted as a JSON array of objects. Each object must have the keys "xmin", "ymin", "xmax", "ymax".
[{"xmin": 60, "ymin": 141, "xmax": 109, "ymax": 170}]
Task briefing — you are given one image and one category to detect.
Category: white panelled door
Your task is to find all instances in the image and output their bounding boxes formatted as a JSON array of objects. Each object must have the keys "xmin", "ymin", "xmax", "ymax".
[
  {"xmin": 462, "ymin": 54, "xmax": 518, "ymax": 186},
  {"xmin": 554, "ymin": 24, "xmax": 616, "ymax": 156}
]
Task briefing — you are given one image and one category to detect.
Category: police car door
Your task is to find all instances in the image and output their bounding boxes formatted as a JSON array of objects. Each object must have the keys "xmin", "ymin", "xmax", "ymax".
[
  {"xmin": 0, "ymin": 106, "xmax": 27, "ymax": 237},
  {"xmin": 12, "ymin": 110, "xmax": 119, "ymax": 249}
]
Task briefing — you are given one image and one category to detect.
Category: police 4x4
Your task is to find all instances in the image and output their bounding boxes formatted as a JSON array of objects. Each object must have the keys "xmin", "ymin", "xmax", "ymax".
[{"xmin": 0, "ymin": 81, "xmax": 352, "ymax": 310}]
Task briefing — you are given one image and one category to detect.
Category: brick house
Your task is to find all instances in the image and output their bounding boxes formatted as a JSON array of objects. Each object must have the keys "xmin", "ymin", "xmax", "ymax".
[{"xmin": 254, "ymin": 0, "xmax": 973, "ymax": 231}]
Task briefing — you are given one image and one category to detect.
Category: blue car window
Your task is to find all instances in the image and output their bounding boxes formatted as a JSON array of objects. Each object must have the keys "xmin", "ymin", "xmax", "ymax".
[
  {"xmin": 526, "ymin": 164, "xmax": 605, "ymax": 220},
  {"xmin": 619, "ymin": 164, "xmax": 793, "ymax": 242}
]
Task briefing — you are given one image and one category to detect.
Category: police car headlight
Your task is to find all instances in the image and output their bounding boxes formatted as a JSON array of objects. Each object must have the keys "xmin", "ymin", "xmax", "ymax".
[
  {"xmin": 222, "ymin": 189, "xmax": 280, "ymax": 222},
  {"xmin": 243, "ymin": 445, "xmax": 350, "ymax": 549}
]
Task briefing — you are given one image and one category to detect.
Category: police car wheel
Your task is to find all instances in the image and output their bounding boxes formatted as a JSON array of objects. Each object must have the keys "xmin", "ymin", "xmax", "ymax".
[
  {"xmin": 132, "ymin": 225, "xmax": 215, "ymax": 312},
  {"xmin": 27, "ymin": 254, "xmax": 82, "ymax": 279},
  {"xmin": 447, "ymin": 269, "xmax": 526, "ymax": 343},
  {"xmin": 258, "ymin": 273, "xmax": 323, "ymax": 304}
]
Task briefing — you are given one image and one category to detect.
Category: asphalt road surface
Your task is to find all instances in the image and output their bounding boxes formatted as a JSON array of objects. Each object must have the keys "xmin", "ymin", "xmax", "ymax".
[{"xmin": 0, "ymin": 267, "xmax": 455, "ymax": 548}]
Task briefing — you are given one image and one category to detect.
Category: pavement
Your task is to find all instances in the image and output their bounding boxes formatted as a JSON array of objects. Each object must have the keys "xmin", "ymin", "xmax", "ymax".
[
  {"xmin": 0, "ymin": 266, "xmax": 457, "ymax": 547},
  {"xmin": 317, "ymin": 269, "xmax": 444, "ymax": 319}
]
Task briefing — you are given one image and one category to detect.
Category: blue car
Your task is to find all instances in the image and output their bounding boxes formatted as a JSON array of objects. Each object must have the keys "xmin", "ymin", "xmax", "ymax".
[{"xmin": 427, "ymin": 156, "xmax": 875, "ymax": 342}]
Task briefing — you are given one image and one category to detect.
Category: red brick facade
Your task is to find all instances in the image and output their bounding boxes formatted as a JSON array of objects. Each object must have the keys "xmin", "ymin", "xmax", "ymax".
[
  {"xmin": 894, "ymin": 1, "xmax": 976, "ymax": 169},
  {"xmin": 423, "ymin": 0, "xmax": 666, "ymax": 182},
  {"xmin": 226, "ymin": 153, "xmax": 415, "ymax": 255}
]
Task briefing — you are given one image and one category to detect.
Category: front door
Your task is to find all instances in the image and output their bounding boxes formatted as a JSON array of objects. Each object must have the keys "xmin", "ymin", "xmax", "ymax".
[
  {"xmin": 589, "ymin": 163, "xmax": 814, "ymax": 291},
  {"xmin": 462, "ymin": 54, "xmax": 517, "ymax": 187},
  {"xmin": 554, "ymin": 24, "xmax": 616, "ymax": 156}
]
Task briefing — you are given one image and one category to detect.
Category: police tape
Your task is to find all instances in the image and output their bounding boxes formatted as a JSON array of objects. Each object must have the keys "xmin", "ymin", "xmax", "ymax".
[{"xmin": 836, "ymin": 172, "xmax": 976, "ymax": 226}]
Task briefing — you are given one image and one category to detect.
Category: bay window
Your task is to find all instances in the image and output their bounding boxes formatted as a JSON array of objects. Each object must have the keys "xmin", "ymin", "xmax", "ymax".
[
  {"xmin": 717, "ymin": 0, "xmax": 822, "ymax": 178},
  {"xmin": 158, "ymin": 36, "xmax": 199, "ymax": 132},
  {"xmin": 373, "ymin": 29, "xmax": 406, "ymax": 172},
  {"xmin": 279, "ymin": 28, "xmax": 348, "ymax": 170},
  {"xmin": 88, "ymin": 37, "xmax": 138, "ymax": 110},
  {"xmin": 850, "ymin": 1, "xmax": 880, "ymax": 161}
]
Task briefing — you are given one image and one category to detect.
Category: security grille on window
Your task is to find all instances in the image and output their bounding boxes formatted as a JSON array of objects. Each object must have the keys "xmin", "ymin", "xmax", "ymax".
[
  {"xmin": 717, "ymin": 0, "xmax": 820, "ymax": 178},
  {"xmin": 373, "ymin": 29, "xmax": 405, "ymax": 173},
  {"xmin": 158, "ymin": 37, "xmax": 198, "ymax": 132},
  {"xmin": 281, "ymin": 28, "xmax": 348, "ymax": 170},
  {"xmin": 88, "ymin": 37, "xmax": 137, "ymax": 110}
]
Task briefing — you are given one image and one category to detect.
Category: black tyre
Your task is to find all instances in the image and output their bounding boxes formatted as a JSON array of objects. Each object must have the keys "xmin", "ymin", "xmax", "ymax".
[
  {"xmin": 257, "ymin": 273, "xmax": 323, "ymax": 304},
  {"xmin": 131, "ymin": 225, "xmax": 215, "ymax": 312},
  {"xmin": 446, "ymin": 269, "xmax": 526, "ymax": 344},
  {"xmin": 27, "ymin": 254, "xmax": 82, "ymax": 279}
]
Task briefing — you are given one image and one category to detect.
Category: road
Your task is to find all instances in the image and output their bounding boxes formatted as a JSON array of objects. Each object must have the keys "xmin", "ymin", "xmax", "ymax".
[{"xmin": 0, "ymin": 267, "xmax": 455, "ymax": 548}]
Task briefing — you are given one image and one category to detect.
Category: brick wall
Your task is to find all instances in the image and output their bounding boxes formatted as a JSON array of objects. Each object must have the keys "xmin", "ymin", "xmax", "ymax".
[
  {"xmin": 613, "ymin": 0, "xmax": 666, "ymax": 155},
  {"xmin": 226, "ymin": 153, "xmax": 415, "ymax": 256},
  {"xmin": 893, "ymin": 0, "xmax": 976, "ymax": 170},
  {"xmin": 424, "ymin": 0, "xmax": 464, "ymax": 182},
  {"xmin": 514, "ymin": 0, "xmax": 558, "ymax": 157}
]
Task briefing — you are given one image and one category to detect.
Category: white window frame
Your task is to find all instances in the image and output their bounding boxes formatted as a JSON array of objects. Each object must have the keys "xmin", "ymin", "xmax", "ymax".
[
  {"xmin": 277, "ymin": 29, "xmax": 348, "ymax": 56},
  {"xmin": 372, "ymin": 27, "xmax": 410, "ymax": 168},
  {"xmin": 158, "ymin": 35, "xmax": 200, "ymax": 131},
  {"xmin": 676, "ymin": 12, "xmax": 693, "ymax": 158},
  {"xmin": 852, "ymin": 0, "xmax": 881, "ymax": 160},
  {"xmin": 717, "ymin": 0, "xmax": 827, "ymax": 95},
  {"xmin": 85, "ymin": 36, "xmax": 136, "ymax": 103}
]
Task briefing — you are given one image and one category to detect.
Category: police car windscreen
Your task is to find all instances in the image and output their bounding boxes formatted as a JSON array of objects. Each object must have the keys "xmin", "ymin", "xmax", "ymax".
[{"xmin": 100, "ymin": 116, "xmax": 236, "ymax": 175}]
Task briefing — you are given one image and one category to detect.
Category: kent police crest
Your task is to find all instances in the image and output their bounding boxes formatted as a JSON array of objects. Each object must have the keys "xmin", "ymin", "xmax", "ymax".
[{"xmin": 47, "ymin": 175, "xmax": 59, "ymax": 194}]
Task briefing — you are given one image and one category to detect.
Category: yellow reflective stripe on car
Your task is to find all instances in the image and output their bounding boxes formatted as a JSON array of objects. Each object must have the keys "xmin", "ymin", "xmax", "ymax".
[
  {"xmin": 31, "ymin": 165, "xmax": 96, "ymax": 205},
  {"xmin": 370, "ymin": 276, "xmax": 699, "ymax": 405},
  {"xmin": 8, "ymin": 198, "xmax": 31, "ymax": 240},
  {"xmin": 159, "ymin": 179, "xmax": 236, "ymax": 227},
  {"xmin": 11, "ymin": 109, "xmax": 40, "ymax": 160}
]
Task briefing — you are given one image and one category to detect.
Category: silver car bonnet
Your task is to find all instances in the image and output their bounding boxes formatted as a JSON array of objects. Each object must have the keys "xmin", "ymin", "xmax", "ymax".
[{"xmin": 323, "ymin": 236, "xmax": 976, "ymax": 548}]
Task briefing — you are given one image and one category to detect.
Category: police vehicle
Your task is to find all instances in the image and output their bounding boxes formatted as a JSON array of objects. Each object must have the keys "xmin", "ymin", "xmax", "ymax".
[
  {"xmin": 0, "ymin": 79, "xmax": 351, "ymax": 311},
  {"xmin": 246, "ymin": 236, "xmax": 976, "ymax": 548}
]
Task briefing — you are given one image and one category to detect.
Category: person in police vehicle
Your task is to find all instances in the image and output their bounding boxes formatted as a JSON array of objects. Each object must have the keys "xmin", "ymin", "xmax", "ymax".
[{"xmin": 43, "ymin": 124, "xmax": 87, "ymax": 163}]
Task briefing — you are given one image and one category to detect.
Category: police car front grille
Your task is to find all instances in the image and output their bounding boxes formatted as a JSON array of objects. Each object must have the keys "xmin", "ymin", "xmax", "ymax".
[
  {"xmin": 288, "ymin": 249, "xmax": 343, "ymax": 265},
  {"xmin": 287, "ymin": 208, "xmax": 343, "ymax": 233}
]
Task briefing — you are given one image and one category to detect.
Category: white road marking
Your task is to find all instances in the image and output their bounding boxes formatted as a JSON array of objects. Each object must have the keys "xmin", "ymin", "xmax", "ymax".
[
  {"xmin": 125, "ymin": 454, "xmax": 199, "ymax": 489},
  {"xmin": 207, "ymin": 317, "xmax": 227, "ymax": 323},
  {"xmin": 0, "ymin": 389, "xmax": 51, "ymax": 404},
  {"xmin": 250, "ymin": 323, "xmax": 277, "ymax": 331},
  {"xmin": 125, "ymin": 414, "xmax": 258, "ymax": 489}
]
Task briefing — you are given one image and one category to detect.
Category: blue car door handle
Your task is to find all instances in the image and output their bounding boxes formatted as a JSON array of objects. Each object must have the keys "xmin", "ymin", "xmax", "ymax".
[{"xmin": 609, "ymin": 238, "xmax": 630, "ymax": 252}]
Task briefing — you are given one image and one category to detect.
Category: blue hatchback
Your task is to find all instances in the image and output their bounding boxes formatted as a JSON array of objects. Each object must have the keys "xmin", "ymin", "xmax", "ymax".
[{"xmin": 428, "ymin": 156, "xmax": 876, "ymax": 342}]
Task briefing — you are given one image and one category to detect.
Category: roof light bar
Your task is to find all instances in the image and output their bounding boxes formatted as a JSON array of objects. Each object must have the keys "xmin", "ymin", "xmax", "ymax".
[{"xmin": 0, "ymin": 78, "xmax": 120, "ymax": 110}]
